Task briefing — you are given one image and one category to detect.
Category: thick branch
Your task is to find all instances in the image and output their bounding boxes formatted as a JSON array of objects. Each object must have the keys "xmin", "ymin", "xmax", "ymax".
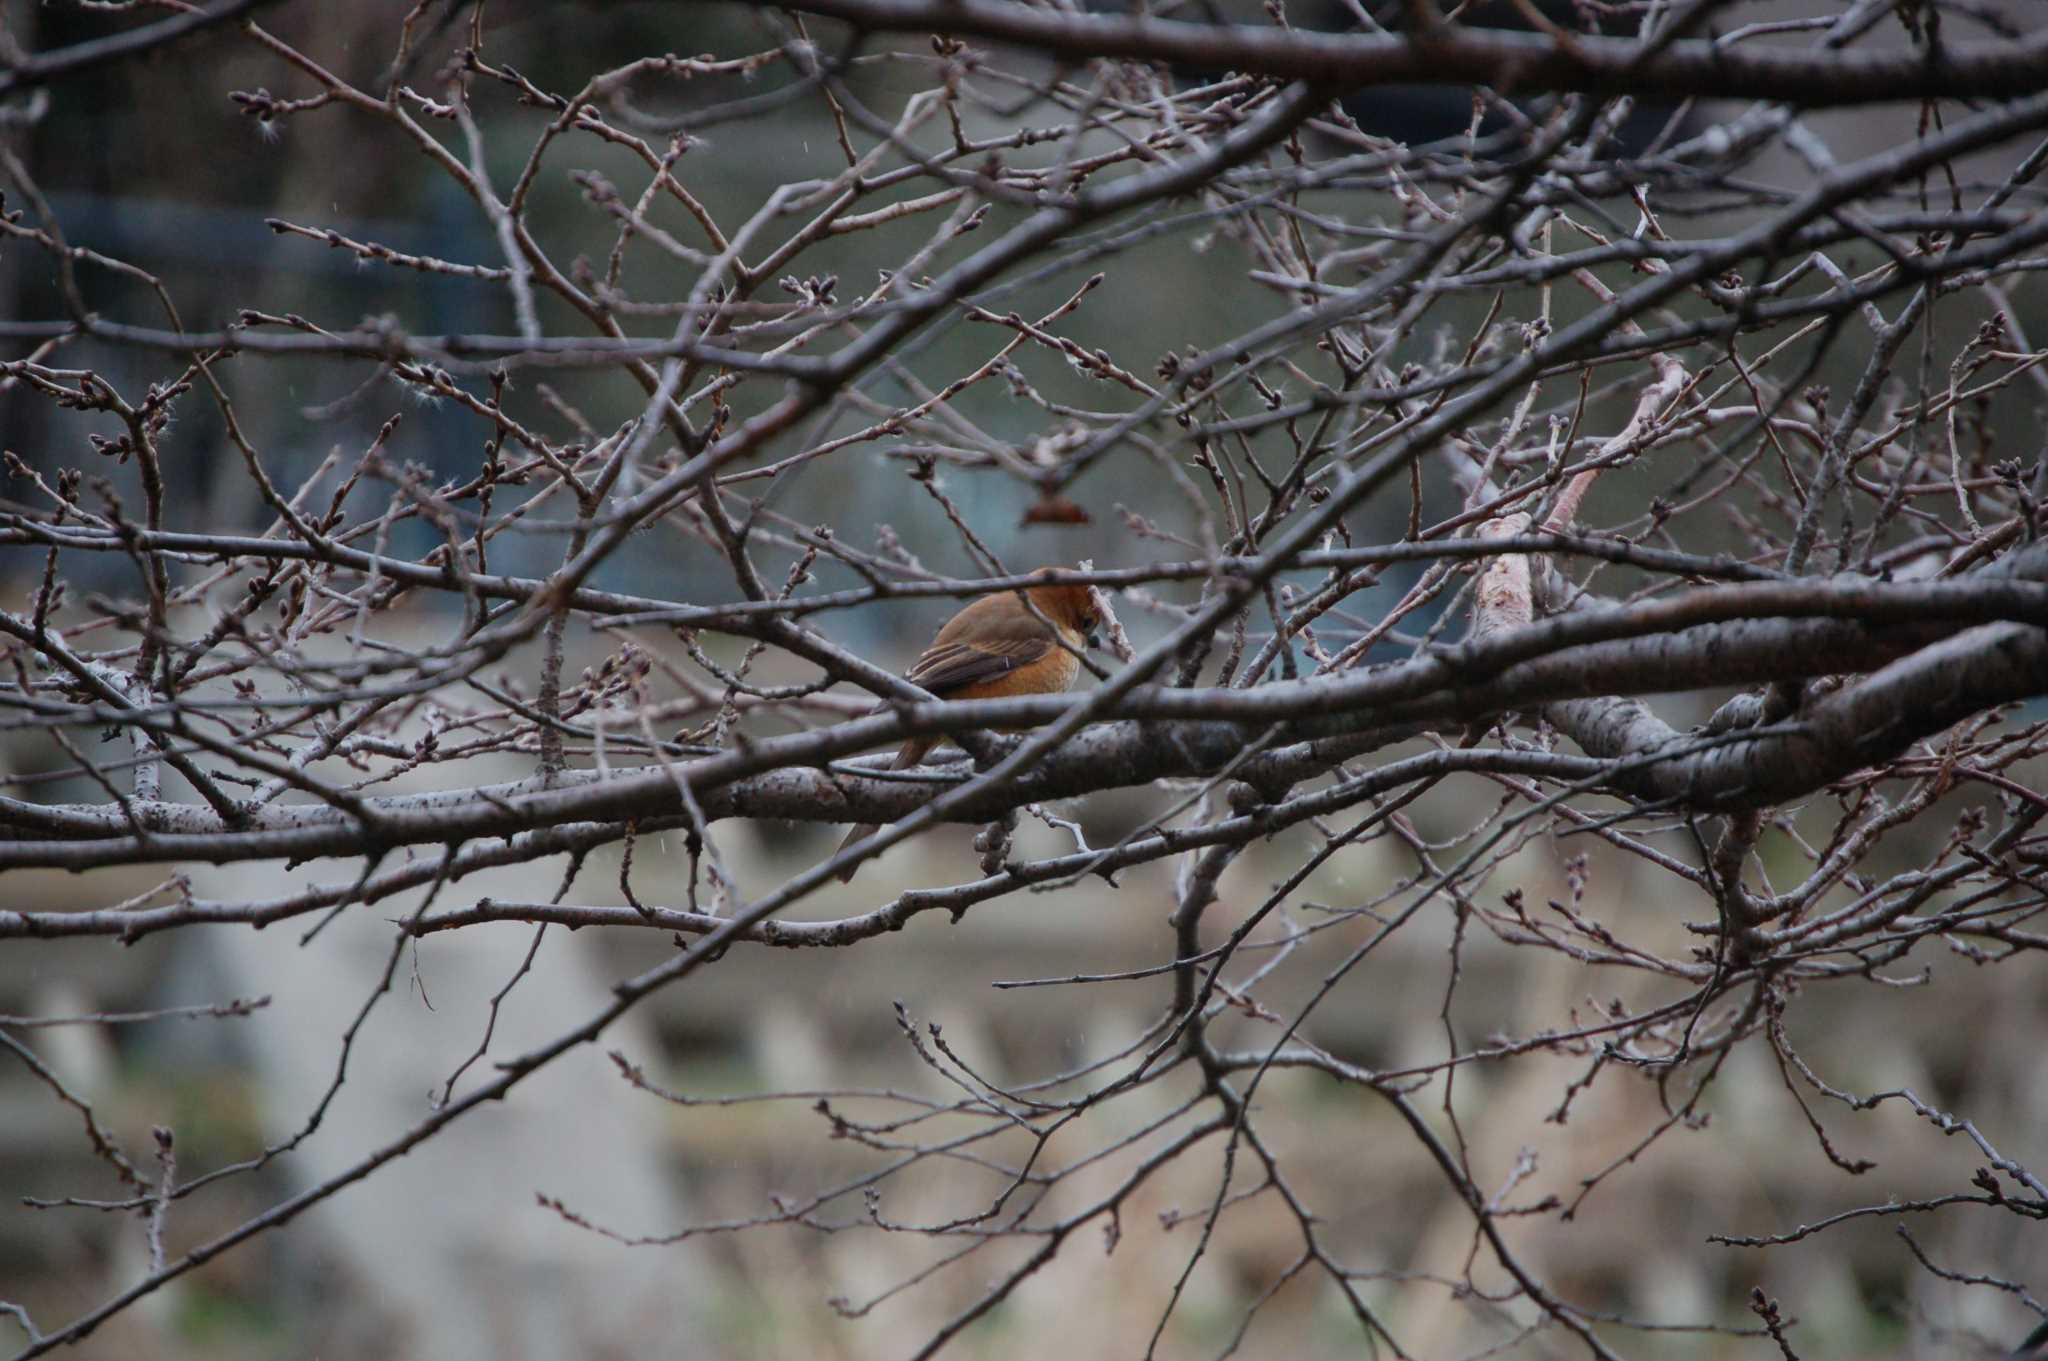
[
  {"xmin": 773, "ymin": 0, "xmax": 2048, "ymax": 107},
  {"xmin": 3, "ymin": 580, "xmax": 2043, "ymax": 873}
]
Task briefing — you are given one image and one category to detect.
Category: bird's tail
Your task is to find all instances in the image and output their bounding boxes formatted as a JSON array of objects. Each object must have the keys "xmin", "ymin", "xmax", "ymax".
[{"xmin": 833, "ymin": 737, "xmax": 934, "ymax": 883}]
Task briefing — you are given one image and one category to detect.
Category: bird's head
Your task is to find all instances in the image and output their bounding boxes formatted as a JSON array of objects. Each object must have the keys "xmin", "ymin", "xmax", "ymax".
[{"xmin": 1024, "ymin": 573, "xmax": 1104, "ymax": 650}]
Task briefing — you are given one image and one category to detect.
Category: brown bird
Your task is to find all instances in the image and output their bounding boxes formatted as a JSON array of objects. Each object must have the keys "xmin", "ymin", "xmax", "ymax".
[{"xmin": 835, "ymin": 571, "xmax": 1103, "ymax": 882}]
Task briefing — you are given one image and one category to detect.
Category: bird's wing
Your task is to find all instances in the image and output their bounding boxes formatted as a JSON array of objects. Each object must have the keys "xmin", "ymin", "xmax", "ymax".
[{"xmin": 906, "ymin": 635, "xmax": 1052, "ymax": 696}]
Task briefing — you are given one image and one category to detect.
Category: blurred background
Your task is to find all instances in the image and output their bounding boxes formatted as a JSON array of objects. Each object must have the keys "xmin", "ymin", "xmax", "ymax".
[{"xmin": 2, "ymin": 1, "xmax": 2046, "ymax": 1358}]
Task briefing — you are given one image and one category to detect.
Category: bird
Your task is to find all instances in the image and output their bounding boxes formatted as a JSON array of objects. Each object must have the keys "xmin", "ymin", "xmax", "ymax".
[{"xmin": 834, "ymin": 570, "xmax": 1103, "ymax": 882}]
